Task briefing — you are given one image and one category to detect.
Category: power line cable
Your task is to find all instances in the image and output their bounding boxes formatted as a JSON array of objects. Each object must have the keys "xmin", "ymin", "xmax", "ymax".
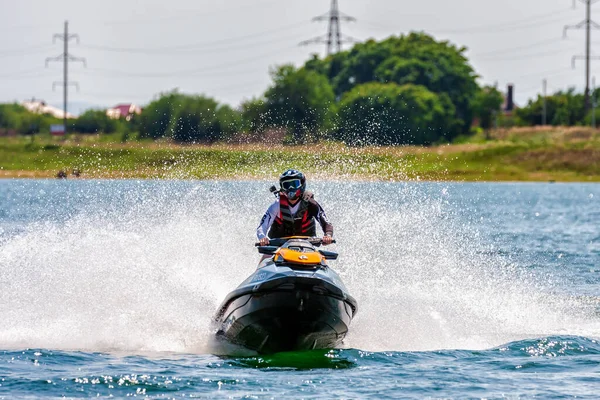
[
  {"xmin": 0, "ymin": 66, "xmax": 62, "ymax": 78},
  {"xmin": 457, "ymin": 7, "xmax": 572, "ymax": 31},
  {"xmin": 512, "ymin": 67, "xmax": 574, "ymax": 80},
  {"xmin": 359, "ymin": 7, "xmax": 572, "ymax": 35},
  {"xmin": 79, "ymin": 20, "xmax": 307, "ymax": 54},
  {"xmin": 81, "ymin": 46, "xmax": 295, "ymax": 79},
  {"xmin": 0, "ymin": 67, "xmax": 44, "ymax": 78},
  {"xmin": 0, "ymin": 72, "xmax": 59, "ymax": 81},
  {"xmin": 75, "ymin": 91, "xmax": 155, "ymax": 101},
  {"xmin": 80, "ymin": 79, "xmax": 267, "ymax": 101},
  {"xmin": 474, "ymin": 37, "xmax": 567, "ymax": 57},
  {"xmin": 79, "ymin": 28, "xmax": 307, "ymax": 55},
  {"xmin": 211, "ymin": 81, "xmax": 273, "ymax": 97},
  {"xmin": 102, "ymin": 0, "xmax": 282, "ymax": 26},
  {"xmin": 477, "ymin": 48, "xmax": 577, "ymax": 61},
  {"xmin": 0, "ymin": 44, "xmax": 54, "ymax": 57},
  {"xmin": 72, "ymin": 64, "xmax": 268, "ymax": 81},
  {"xmin": 437, "ymin": 15, "xmax": 570, "ymax": 35},
  {"xmin": 0, "ymin": 22, "xmax": 58, "ymax": 33}
]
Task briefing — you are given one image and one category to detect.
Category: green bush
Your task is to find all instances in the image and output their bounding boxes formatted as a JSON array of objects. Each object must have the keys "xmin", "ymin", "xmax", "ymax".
[
  {"xmin": 240, "ymin": 98, "xmax": 268, "ymax": 133},
  {"xmin": 305, "ymin": 32, "xmax": 479, "ymax": 137},
  {"xmin": 515, "ymin": 88, "xmax": 586, "ymax": 126},
  {"xmin": 0, "ymin": 103, "xmax": 62, "ymax": 134},
  {"xmin": 264, "ymin": 65, "xmax": 336, "ymax": 143},
  {"xmin": 337, "ymin": 82, "xmax": 456, "ymax": 145},
  {"xmin": 72, "ymin": 110, "xmax": 118, "ymax": 134},
  {"xmin": 137, "ymin": 91, "xmax": 242, "ymax": 143}
]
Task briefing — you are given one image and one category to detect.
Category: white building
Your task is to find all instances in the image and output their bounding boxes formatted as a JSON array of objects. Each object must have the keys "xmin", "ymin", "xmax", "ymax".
[{"xmin": 21, "ymin": 99, "xmax": 75, "ymax": 119}]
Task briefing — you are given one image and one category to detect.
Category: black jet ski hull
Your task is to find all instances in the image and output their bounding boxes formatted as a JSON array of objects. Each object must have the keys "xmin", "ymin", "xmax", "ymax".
[{"xmin": 215, "ymin": 278, "xmax": 356, "ymax": 354}]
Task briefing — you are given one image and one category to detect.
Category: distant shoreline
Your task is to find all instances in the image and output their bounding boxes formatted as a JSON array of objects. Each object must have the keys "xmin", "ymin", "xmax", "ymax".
[{"xmin": 1, "ymin": 127, "xmax": 599, "ymax": 182}]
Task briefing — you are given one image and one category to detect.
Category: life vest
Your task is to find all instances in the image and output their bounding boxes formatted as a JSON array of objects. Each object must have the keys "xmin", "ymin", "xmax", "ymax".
[{"xmin": 268, "ymin": 194, "xmax": 316, "ymax": 238}]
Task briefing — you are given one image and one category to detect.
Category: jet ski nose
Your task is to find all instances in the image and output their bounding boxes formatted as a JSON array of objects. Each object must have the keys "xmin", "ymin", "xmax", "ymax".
[{"xmin": 213, "ymin": 238, "xmax": 356, "ymax": 354}]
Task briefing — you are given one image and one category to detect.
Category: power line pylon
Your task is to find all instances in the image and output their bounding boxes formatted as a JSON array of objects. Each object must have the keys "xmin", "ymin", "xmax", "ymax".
[
  {"xmin": 300, "ymin": 0, "xmax": 356, "ymax": 55},
  {"xmin": 564, "ymin": 0, "xmax": 600, "ymax": 111},
  {"xmin": 45, "ymin": 20, "xmax": 86, "ymax": 135}
]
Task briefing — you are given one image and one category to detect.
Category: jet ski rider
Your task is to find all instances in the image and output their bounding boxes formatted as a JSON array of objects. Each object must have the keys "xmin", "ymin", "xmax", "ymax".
[{"xmin": 257, "ymin": 169, "xmax": 333, "ymax": 246}]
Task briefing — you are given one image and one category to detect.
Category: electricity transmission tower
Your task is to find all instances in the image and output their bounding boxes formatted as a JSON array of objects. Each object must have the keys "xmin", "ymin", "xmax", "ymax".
[
  {"xmin": 300, "ymin": 0, "xmax": 356, "ymax": 55},
  {"xmin": 45, "ymin": 21, "xmax": 86, "ymax": 134},
  {"xmin": 564, "ymin": 0, "xmax": 600, "ymax": 111}
]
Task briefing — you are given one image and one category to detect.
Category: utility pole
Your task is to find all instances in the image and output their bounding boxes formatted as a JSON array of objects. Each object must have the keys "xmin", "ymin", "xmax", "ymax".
[
  {"xmin": 542, "ymin": 79, "xmax": 547, "ymax": 125},
  {"xmin": 300, "ymin": 0, "xmax": 356, "ymax": 55},
  {"xmin": 593, "ymin": 76, "xmax": 597, "ymax": 127},
  {"xmin": 45, "ymin": 21, "xmax": 85, "ymax": 135},
  {"xmin": 564, "ymin": 0, "xmax": 600, "ymax": 111}
]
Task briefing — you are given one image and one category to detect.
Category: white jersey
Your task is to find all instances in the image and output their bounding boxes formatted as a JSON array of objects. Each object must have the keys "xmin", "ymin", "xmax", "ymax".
[
  {"xmin": 256, "ymin": 199, "xmax": 331, "ymax": 239},
  {"xmin": 256, "ymin": 200, "xmax": 290, "ymax": 239}
]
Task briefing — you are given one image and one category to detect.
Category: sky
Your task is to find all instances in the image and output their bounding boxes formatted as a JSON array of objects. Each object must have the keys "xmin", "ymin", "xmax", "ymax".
[{"xmin": 1, "ymin": 0, "xmax": 598, "ymax": 115}]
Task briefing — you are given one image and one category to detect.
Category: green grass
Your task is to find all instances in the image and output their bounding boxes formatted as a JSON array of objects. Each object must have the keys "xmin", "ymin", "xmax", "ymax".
[{"xmin": 1, "ymin": 129, "xmax": 599, "ymax": 181}]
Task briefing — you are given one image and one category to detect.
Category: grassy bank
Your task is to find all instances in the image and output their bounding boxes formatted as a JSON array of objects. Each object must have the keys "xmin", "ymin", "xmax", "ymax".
[{"xmin": 1, "ymin": 127, "xmax": 599, "ymax": 181}]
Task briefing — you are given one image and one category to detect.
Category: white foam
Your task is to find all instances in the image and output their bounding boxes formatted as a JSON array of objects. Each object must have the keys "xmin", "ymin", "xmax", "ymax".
[{"xmin": 0, "ymin": 181, "xmax": 598, "ymax": 353}]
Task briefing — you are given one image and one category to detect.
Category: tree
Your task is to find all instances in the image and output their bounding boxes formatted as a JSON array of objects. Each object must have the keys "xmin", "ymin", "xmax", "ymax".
[
  {"xmin": 240, "ymin": 98, "xmax": 268, "ymax": 133},
  {"xmin": 139, "ymin": 91, "xmax": 185, "ymax": 139},
  {"xmin": 472, "ymin": 86, "xmax": 503, "ymax": 130},
  {"xmin": 515, "ymin": 88, "xmax": 585, "ymax": 126},
  {"xmin": 216, "ymin": 104, "xmax": 243, "ymax": 139},
  {"xmin": 330, "ymin": 39, "xmax": 392, "ymax": 95},
  {"xmin": 303, "ymin": 32, "xmax": 479, "ymax": 136},
  {"xmin": 169, "ymin": 96, "xmax": 218, "ymax": 142},
  {"xmin": 0, "ymin": 103, "xmax": 61, "ymax": 135},
  {"xmin": 337, "ymin": 82, "xmax": 456, "ymax": 145},
  {"xmin": 168, "ymin": 95, "xmax": 242, "ymax": 143},
  {"xmin": 376, "ymin": 58, "xmax": 439, "ymax": 89},
  {"xmin": 0, "ymin": 104, "xmax": 20, "ymax": 129},
  {"xmin": 73, "ymin": 110, "xmax": 118, "ymax": 134},
  {"xmin": 264, "ymin": 64, "xmax": 336, "ymax": 142},
  {"xmin": 137, "ymin": 92, "xmax": 241, "ymax": 142},
  {"xmin": 18, "ymin": 113, "xmax": 44, "ymax": 135}
]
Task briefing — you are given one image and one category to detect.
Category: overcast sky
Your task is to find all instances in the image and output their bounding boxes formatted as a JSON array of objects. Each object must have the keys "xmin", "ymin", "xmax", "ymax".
[{"xmin": 1, "ymin": 0, "xmax": 597, "ymax": 114}]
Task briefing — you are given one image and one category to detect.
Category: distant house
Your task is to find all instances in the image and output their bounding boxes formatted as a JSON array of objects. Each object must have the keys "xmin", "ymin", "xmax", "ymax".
[
  {"xmin": 106, "ymin": 103, "xmax": 142, "ymax": 121},
  {"xmin": 21, "ymin": 99, "xmax": 75, "ymax": 119}
]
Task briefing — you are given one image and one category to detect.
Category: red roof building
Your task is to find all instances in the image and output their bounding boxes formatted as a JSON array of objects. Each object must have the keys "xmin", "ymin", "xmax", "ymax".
[{"xmin": 106, "ymin": 103, "xmax": 142, "ymax": 121}]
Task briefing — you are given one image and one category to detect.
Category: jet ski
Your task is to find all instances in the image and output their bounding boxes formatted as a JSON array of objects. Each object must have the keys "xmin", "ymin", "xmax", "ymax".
[{"xmin": 213, "ymin": 237, "xmax": 358, "ymax": 354}]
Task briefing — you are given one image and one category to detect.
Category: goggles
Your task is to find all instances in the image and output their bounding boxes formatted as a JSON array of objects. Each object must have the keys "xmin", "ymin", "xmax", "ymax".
[{"xmin": 281, "ymin": 179, "xmax": 302, "ymax": 191}]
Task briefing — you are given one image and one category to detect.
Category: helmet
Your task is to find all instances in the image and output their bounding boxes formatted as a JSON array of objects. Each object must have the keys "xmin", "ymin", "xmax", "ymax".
[{"xmin": 279, "ymin": 169, "xmax": 306, "ymax": 201}]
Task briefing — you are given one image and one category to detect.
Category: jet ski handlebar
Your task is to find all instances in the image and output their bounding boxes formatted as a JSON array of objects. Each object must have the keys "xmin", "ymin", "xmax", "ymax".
[{"xmin": 254, "ymin": 237, "xmax": 335, "ymax": 247}]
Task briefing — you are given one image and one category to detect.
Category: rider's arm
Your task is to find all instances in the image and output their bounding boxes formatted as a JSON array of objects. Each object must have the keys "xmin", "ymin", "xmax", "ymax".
[
  {"xmin": 311, "ymin": 200, "xmax": 333, "ymax": 237},
  {"xmin": 256, "ymin": 200, "xmax": 279, "ymax": 239}
]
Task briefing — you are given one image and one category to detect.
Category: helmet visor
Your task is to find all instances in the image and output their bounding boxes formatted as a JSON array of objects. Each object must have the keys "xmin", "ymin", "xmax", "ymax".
[{"xmin": 281, "ymin": 179, "xmax": 302, "ymax": 191}]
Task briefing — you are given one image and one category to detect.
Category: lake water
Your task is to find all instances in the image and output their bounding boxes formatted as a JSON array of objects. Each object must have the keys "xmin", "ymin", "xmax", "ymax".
[{"xmin": 0, "ymin": 179, "xmax": 599, "ymax": 399}]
